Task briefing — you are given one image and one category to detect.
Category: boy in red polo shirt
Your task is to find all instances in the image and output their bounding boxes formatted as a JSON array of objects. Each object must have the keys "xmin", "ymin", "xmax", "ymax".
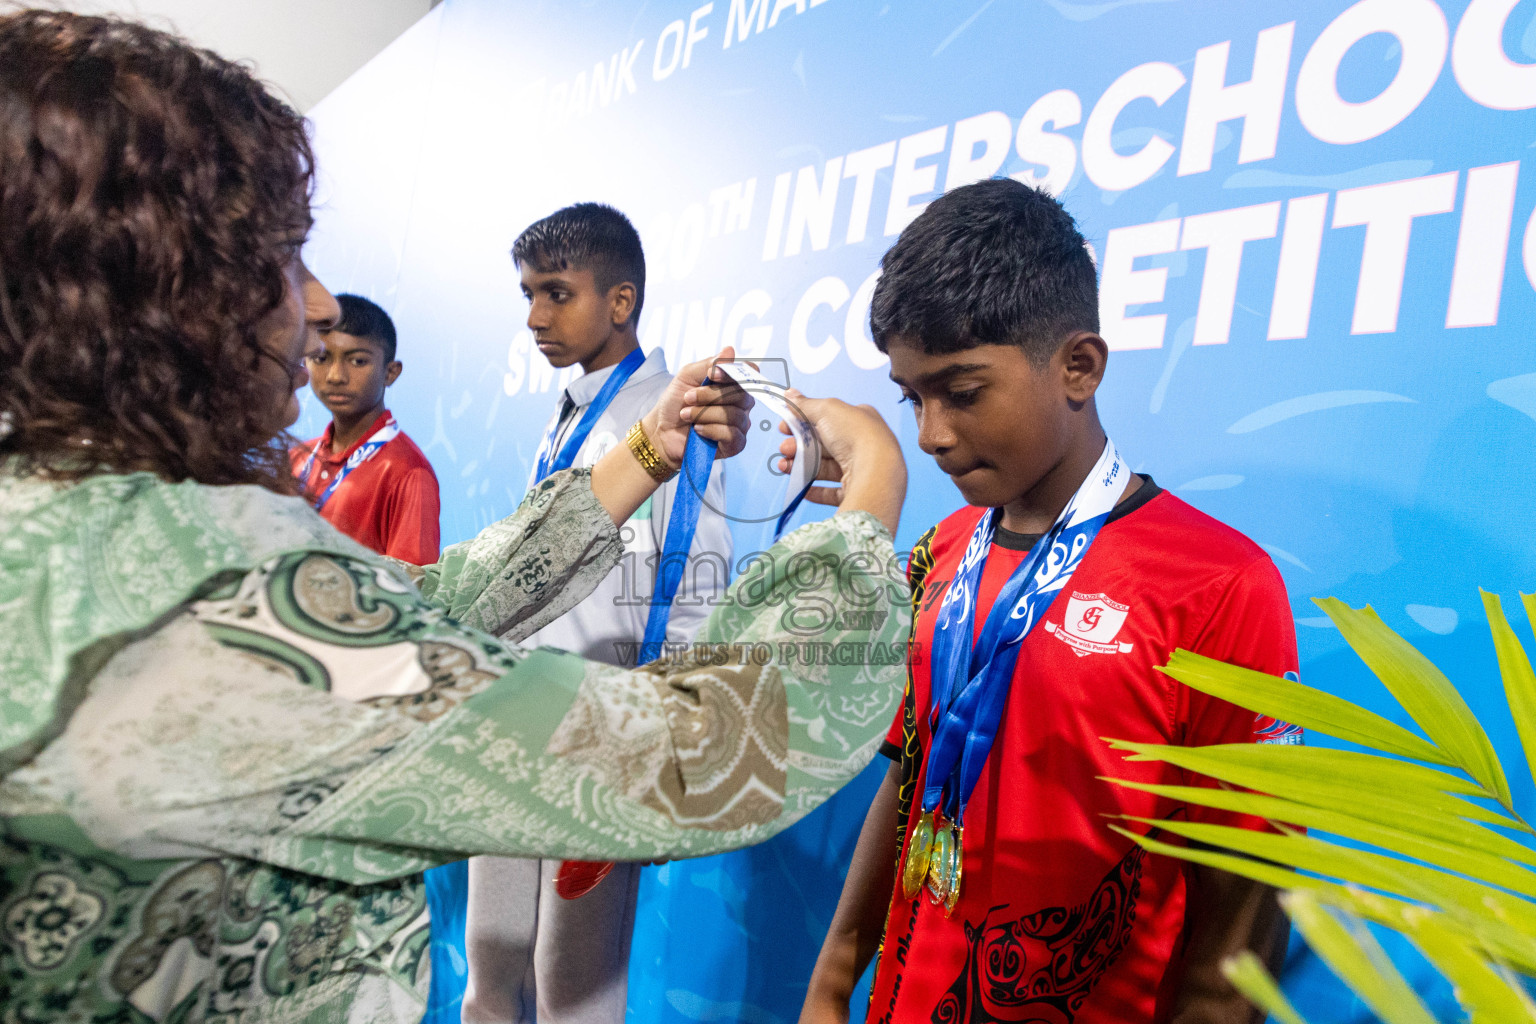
[
  {"xmin": 798, "ymin": 180, "xmax": 1296, "ymax": 1024},
  {"xmin": 290, "ymin": 293, "xmax": 441, "ymax": 564}
]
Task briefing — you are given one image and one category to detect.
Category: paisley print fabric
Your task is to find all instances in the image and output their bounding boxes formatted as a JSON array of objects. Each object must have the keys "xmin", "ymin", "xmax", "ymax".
[{"xmin": 0, "ymin": 467, "xmax": 907, "ymax": 1023}]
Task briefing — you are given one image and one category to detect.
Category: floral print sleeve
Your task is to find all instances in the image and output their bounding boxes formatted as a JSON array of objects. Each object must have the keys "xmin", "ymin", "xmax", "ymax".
[
  {"xmin": 43, "ymin": 509, "xmax": 907, "ymax": 865},
  {"xmin": 404, "ymin": 467, "xmax": 624, "ymax": 642},
  {"xmin": 0, "ymin": 507, "xmax": 906, "ymax": 1024}
]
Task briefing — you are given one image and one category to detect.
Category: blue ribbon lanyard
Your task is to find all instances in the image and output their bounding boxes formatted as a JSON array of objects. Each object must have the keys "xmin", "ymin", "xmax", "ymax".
[
  {"xmin": 921, "ymin": 442, "xmax": 1128, "ymax": 827},
  {"xmin": 298, "ymin": 414, "xmax": 400, "ymax": 511},
  {"xmin": 639, "ymin": 429, "xmax": 717, "ymax": 663},
  {"xmin": 532, "ymin": 346, "xmax": 647, "ymax": 482},
  {"xmin": 525, "ymin": 345, "xmax": 715, "ymax": 664}
]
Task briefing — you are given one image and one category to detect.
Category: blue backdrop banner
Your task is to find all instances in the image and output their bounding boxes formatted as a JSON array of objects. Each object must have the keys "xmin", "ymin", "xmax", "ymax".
[{"xmin": 301, "ymin": 2, "xmax": 1536, "ymax": 1020}]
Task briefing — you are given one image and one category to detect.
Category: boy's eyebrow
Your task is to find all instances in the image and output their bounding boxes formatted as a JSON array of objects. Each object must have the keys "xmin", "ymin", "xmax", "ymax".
[
  {"xmin": 888, "ymin": 362, "xmax": 991, "ymax": 387},
  {"xmin": 324, "ymin": 339, "xmax": 382, "ymax": 359}
]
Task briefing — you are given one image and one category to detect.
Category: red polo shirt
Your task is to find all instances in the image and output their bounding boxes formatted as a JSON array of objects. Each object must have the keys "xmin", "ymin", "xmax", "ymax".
[
  {"xmin": 870, "ymin": 480, "xmax": 1299, "ymax": 1024},
  {"xmin": 290, "ymin": 410, "xmax": 441, "ymax": 565}
]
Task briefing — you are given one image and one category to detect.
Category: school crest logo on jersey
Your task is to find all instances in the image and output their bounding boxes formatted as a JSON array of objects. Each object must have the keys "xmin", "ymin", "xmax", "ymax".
[{"xmin": 1044, "ymin": 592, "xmax": 1135, "ymax": 657}]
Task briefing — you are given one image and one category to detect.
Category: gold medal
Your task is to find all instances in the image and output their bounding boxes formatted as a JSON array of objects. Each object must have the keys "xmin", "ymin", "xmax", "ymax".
[
  {"xmin": 901, "ymin": 812, "xmax": 935, "ymax": 900},
  {"xmin": 943, "ymin": 825, "xmax": 963, "ymax": 916},
  {"xmin": 926, "ymin": 820, "xmax": 953, "ymax": 907}
]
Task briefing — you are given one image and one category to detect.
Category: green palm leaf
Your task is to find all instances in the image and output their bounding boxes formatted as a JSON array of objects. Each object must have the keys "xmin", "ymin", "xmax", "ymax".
[
  {"xmin": 1221, "ymin": 951, "xmax": 1313, "ymax": 1024},
  {"xmin": 1113, "ymin": 826, "xmax": 1536, "ymax": 979},
  {"xmin": 1121, "ymin": 815, "xmax": 1536, "ymax": 936},
  {"xmin": 1106, "ymin": 778, "xmax": 1536, "ymax": 891},
  {"xmin": 1158, "ymin": 648, "xmax": 1448, "ymax": 765},
  {"xmin": 1485, "ymin": 591, "xmax": 1536, "ymax": 797},
  {"xmin": 1108, "ymin": 592, "xmax": 1536, "ymax": 1022},
  {"xmin": 1282, "ymin": 890, "xmax": 1439, "ymax": 1024},
  {"xmin": 1318, "ymin": 597, "xmax": 1513, "ymax": 809},
  {"xmin": 1399, "ymin": 906, "xmax": 1536, "ymax": 1024},
  {"xmin": 1107, "ymin": 739, "xmax": 1520, "ymax": 830}
]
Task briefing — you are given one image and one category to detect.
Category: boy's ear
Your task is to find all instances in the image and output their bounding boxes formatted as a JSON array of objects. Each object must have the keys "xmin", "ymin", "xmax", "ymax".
[
  {"xmin": 609, "ymin": 282, "xmax": 638, "ymax": 327},
  {"xmin": 384, "ymin": 361, "xmax": 403, "ymax": 387},
  {"xmin": 1059, "ymin": 332, "xmax": 1108, "ymax": 402}
]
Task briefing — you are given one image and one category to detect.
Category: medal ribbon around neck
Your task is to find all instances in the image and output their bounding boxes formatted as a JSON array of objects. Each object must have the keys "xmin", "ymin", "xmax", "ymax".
[
  {"xmin": 903, "ymin": 440, "xmax": 1129, "ymax": 912},
  {"xmin": 299, "ymin": 413, "xmax": 401, "ymax": 512},
  {"xmin": 541, "ymin": 347, "xmax": 716, "ymax": 897},
  {"xmin": 532, "ymin": 346, "xmax": 647, "ymax": 483}
]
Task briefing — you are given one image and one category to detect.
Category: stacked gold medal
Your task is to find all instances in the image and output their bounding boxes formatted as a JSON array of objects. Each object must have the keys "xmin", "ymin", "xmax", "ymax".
[{"xmin": 900, "ymin": 811, "xmax": 963, "ymax": 915}]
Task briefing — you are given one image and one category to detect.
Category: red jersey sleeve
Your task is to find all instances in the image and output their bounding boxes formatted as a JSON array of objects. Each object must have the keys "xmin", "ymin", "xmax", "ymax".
[
  {"xmin": 1174, "ymin": 554, "xmax": 1300, "ymax": 829},
  {"xmin": 380, "ymin": 466, "xmax": 442, "ymax": 566}
]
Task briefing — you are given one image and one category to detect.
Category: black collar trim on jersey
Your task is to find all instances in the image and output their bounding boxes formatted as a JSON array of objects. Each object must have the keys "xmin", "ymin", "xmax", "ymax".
[{"xmin": 992, "ymin": 476, "xmax": 1163, "ymax": 552}]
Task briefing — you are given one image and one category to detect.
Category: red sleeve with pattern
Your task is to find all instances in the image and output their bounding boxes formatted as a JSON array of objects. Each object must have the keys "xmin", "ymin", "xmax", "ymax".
[
  {"xmin": 1175, "ymin": 554, "xmax": 1301, "ymax": 830},
  {"xmin": 381, "ymin": 466, "xmax": 442, "ymax": 566}
]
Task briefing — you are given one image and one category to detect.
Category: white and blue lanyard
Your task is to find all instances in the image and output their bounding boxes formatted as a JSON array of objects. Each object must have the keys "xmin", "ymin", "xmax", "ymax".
[
  {"xmin": 531, "ymin": 347, "xmax": 647, "ymax": 481},
  {"xmin": 921, "ymin": 441, "xmax": 1129, "ymax": 828},
  {"xmin": 527, "ymin": 347, "xmax": 705, "ymax": 664},
  {"xmin": 298, "ymin": 414, "xmax": 401, "ymax": 511}
]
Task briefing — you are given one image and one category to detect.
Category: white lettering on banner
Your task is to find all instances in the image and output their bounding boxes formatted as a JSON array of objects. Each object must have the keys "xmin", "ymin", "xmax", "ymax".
[
  {"xmin": 844, "ymin": 270, "xmax": 888, "ymax": 371},
  {"xmin": 761, "ymin": 171, "xmax": 791, "ymax": 260},
  {"xmin": 567, "ymin": 70, "xmax": 590, "ymax": 119},
  {"xmin": 640, "ymin": 159, "xmax": 1524, "ymax": 374},
  {"xmin": 724, "ymin": 0, "xmax": 830, "ymax": 48},
  {"xmin": 654, "ymin": 20, "xmax": 684, "ymax": 80},
  {"xmin": 503, "ymin": 330, "xmax": 575, "ymax": 397},
  {"xmin": 786, "ymin": 156, "xmax": 845, "ymax": 257},
  {"xmin": 945, "ymin": 111, "xmax": 1013, "ymax": 192},
  {"xmin": 684, "ymin": 4, "xmax": 713, "ymax": 68},
  {"xmin": 724, "ymin": 290, "xmax": 773, "ymax": 357},
  {"xmin": 1295, "ymin": 0, "xmax": 1449, "ymax": 145},
  {"xmin": 1082, "ymin": 61, "xmax": 1186, "ymax": 192},
  {"xmin": 1268, "ymin": 194, "xmax": 1330, "ymax": 341},
  {"xmin": 1179, "ymin": 202, "xmax": 1282, "ymax": 346},
  {"xmin": 1333, "ymin": 171, "xmax": 1459, "ymax": 334},
  {"xmin": 682, "ymin": 297, "xmax": 727, "ymax": 364},
  {"xmin": 724, "ymin": 0, "xmax": 769, "ymax": 46},
  {"xmin": 599, "ymin": 4, "xmax": 1536, "ymax": 375},
  {"xmin": 1013, "ymin": 89, "xmax": 1081, "ymax": 196},
  {"xmin": 884, "ymin": 126, "xmax": 948, "ymax": 237},
  {"xmin": 1099, "ymin": 219, "xmax": 1181, "ymax": 351},
  {"xmin": 1452, "ymin": 0, "xmax": 1536, "ymax": 111},
  {"xmin": 1525, "ymin": 202, "xmax": 1536, "ymax": 293},
  {"xmin": 843, "ymin": 142, "xmax": 896, "ymax": 244},
  {"xmin": 770, "ymin": 0, "xmax": 806, "ymax": 29},
  {"xmin": 789, "ymin": 276, "xmax": 849, "ymax": 374},
  {"xmin": 617, "ymin": 42, "xmax": 643, "ymax": 96},
  {"xmin": 504, "ymin": 330, "xmax": 530, "ymax": 396},
  {"xmin": 1178, "ymin": 22, "xmax": 1295, "ymax": 176},
  {"xmin": 1446, "ymin": 161, "xmax": 1521, "ymax": 328},
  {"xmin": 522, "ymin": 41, "xmax": 645, "ymax": 128},
  {"xmin": 663, "ymin": 301, "xmax": 685, "ymax": 366},
  {"xmin": 708, "ymin": 179, "xmax": 757, "ymax": 236},
  {"xmin": 670, "ymin": 204, "xmax": 708, "ymax": 280},
  {"xmin": 587, "ymin": 54, "xmax": 618, "ymax": 114}
]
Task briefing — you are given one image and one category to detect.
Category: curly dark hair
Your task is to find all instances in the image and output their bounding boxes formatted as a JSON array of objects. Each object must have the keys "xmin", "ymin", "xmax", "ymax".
[{"xmin": 0, "ymin": 9, "xmax": 315, "ymax": 491}]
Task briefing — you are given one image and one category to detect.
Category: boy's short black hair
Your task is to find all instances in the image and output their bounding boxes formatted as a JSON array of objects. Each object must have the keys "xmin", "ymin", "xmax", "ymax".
[
  {"xmin": 870, "ymin": 178, "xmax": 1098, "ymax": 366},
  {"xmin": 331, "ymin": 294, "xmax": 398, "ymax": 363},
  {"xmin": 512, "ymin": 202, "xmax": 647, "ymax": 325}
]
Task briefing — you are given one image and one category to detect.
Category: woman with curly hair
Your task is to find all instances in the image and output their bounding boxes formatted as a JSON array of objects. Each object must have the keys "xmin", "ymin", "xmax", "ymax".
[{"xmin": 0, "ymin": 10, "xmax": 910, "ymax": 1022}]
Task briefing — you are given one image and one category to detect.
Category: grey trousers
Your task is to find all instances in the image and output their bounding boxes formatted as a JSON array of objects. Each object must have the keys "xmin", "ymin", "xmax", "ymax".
[{"xmin": 461, "ymin": 856, "xmax": 641, "ymax": 1024}]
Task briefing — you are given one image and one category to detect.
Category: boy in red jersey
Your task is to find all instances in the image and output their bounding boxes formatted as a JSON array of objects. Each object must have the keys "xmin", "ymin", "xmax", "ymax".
[
  {"xmin": 799, "ymin": 179, "xmax": 1296, "ymax": 1024},
  {"xmin": 290, "ymin": 293, "xmax": 441, "ymax": 564}
]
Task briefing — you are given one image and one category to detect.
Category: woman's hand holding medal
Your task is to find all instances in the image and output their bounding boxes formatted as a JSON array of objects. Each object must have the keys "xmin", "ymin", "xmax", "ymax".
[
  {"xmin": 775, "ymin": 393, "xmax": 907, "ymax": 538},
  {"xmin": 588, "ymin": 346, "xmax": 754, "ymax": 526}
]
